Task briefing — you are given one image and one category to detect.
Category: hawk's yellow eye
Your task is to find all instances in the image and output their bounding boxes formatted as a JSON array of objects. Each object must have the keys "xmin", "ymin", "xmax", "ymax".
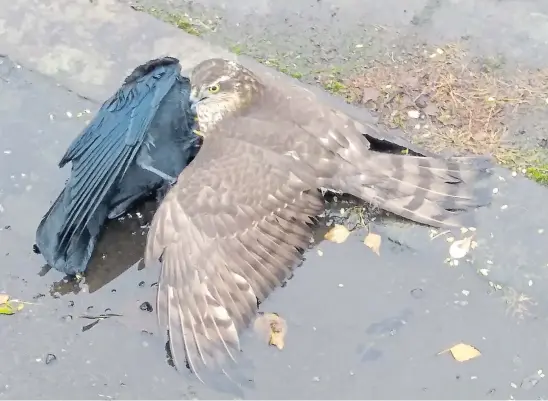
[{"xmin": 208, "ymin": 84, "xmax": 220, "ymax": 94}]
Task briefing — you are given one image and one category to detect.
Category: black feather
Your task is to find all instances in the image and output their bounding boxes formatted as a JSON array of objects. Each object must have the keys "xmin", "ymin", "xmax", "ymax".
[{"xmin": 35, "ymin": 57, "xmax": 199, "ymax": 275}]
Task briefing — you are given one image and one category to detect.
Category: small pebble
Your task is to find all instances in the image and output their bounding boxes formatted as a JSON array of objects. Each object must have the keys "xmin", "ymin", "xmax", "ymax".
[
  {"xmin": 3, "ymin": 150, "xmax": 11, "ymax": 155},
  {"xmin": 510, "ymin": 382, "xmax": 517, "ymax": 389},
  {"xmin": 501, "ymin": 205, "xmax": 508, "ymax": 210},
  {"xmin": 68, "ymin": 300, "xmax": 75, "ymax": 307},
  {"xmin": 511, "ymin": 171, "xmax": 517, "ymax": 177},
  {"xmin": 338, "ymin": 283, "xmax": 344, "ymax": 288},
  {"xmin": 528, "ymin": 280, "xmax": 533, "ymax": 287},
  {"xmin": 492, "ymin": 188, "xmax": 499, "ymax": 194},
  {"xmin": 61, "ymin": 315, "xmax": 73, "ymax": 322},
  {"xmin": 479, "ymin": 268, "xmax": 490, "ymax": 276},
  {"xmin": 461, "ymin": 290, "xmax": 470, "ymax": 296},
  {"xmin": 140, "ymin": 301, "xmax": 153, "ymax": 312},
  {"xmin": 317, "ymin": 249, "xmax": 323, "ymax": 256},
  {"xmin": 538, "ymin": 229, "xmax": 545, "ymax": 234},
  {"xmin": 45, "ymin": 353, "xmax": 57, "ymax": 365},
  {"xmin": 312, "ymin": 376, "xmax": 320, "ymax": 382},
  {"xmin": 138, "ymin": 281, "xmax": 145, "ymax": 287},
  {"xmin": 407, "ymin": 110, "xmax": 420, "ymax": 119},
  {"xmin": 66, "ymin": 111, "xmax": 72, "ymax": 118}
]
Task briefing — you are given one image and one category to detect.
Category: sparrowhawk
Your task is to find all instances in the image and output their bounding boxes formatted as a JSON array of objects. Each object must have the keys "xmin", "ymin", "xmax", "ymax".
[{"xmin": 145, "ymin": 58, "xmax": 492, "ymax": 386}]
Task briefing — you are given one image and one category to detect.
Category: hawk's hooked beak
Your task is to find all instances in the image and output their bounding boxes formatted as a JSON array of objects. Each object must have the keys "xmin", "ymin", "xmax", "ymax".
[
  {"xmin": 189, "ymin": 94, "xmax": 199, "ymax": 113},
  {"xmin": 188, "ymin": 94, "xmax": 204, "ymax": 138}
]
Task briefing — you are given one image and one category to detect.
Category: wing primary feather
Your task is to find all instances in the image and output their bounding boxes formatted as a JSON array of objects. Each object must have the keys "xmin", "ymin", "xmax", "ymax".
[{"xmin": 56, "ymin": 61, "xmax": 181, "ymax": 254}]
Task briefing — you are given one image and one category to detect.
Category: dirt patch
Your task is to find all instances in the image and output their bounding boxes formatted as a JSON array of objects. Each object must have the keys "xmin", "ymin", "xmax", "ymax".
[
  {"xmin": 130, "ymin": 4, "xmax": 219, "ymax": 36},
  {"xmin": 334, "ymin": 43, "xmax": 548, "ymax": 178}
]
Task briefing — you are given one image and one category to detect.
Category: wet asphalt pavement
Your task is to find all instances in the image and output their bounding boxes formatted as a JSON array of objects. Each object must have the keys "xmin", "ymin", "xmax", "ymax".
[{"xmin": 1, "ymin": 0, "xmax": 548, "ymax": 399}]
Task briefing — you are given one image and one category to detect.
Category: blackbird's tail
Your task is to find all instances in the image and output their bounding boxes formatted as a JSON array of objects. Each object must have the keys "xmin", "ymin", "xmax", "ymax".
[{"xmin": 35, "ymin": 188, "xmax": 98, "ymax": 276}]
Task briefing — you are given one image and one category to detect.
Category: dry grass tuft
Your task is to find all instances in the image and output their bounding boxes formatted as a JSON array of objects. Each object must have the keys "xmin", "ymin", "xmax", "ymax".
[{"xmin": 341, "ymin": 44, "xmax": 548, "ymax": 168}]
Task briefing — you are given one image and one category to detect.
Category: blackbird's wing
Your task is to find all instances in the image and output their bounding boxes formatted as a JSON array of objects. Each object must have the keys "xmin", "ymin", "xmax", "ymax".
[
  {"xmin": 55, "ymin": 57, "xmax": 182, "ymax": 255},
  {"xmin": 145, "ymin": 118, "xmax": 325, "ymax": 386}
]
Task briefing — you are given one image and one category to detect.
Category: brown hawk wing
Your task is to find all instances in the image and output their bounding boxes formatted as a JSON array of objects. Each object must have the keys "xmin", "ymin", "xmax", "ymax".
[
  {"xmin": 144, "ymin": 117, "xmax": 325, "ymax": 384},
  {"xmin": 254, "ymin": 75, "xmax": 493, "ymax": 228}
]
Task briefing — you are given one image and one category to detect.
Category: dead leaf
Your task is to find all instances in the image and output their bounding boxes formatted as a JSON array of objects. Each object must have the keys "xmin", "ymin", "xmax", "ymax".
[
  {"xmin": 449, "ymin": 237, "xmax": 473, "ymax": 259},
  {"xmin": 253, "ymin": 312, "xmax": 287, "ymax": 350},
  {"xmin": 439, "ymin": 343, "xmax": 481, "ymax": 362},
  {"xmin": 324, "ymin": 224, "xmax": 350, "ymax": 244},
  {"xmin": 364, "ymin": 232, "xmax": 382, "ymax": 255},
  {"xmin": 361, "ymin": 87, "xmax": 380, "ymax": 104},
  {"xmin": 0, "ymin": 300, "xmax": 24, "ymax": 315},
  {"xmin": 0, "ymin": 294, "xmax": 9, "ymax": 304}
]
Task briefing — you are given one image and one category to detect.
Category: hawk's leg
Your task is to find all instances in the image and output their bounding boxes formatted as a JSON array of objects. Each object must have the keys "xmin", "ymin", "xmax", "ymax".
[
  {"xmin": 136, "ymin": 146, "xmax": 177, "ymax": 185},
  {"xmin": 140, "ymin": 164, "xmax": 177, "ymax": 185}
]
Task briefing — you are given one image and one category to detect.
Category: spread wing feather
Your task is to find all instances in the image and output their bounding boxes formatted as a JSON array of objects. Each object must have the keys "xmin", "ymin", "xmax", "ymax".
[
  {"xmin": 145, "ymin": 128, "xmax": 324, "ymax": 386},
  {"xmin": 55, "ymin": 57, "xmax": 182, "ymax": 255},
  {"xmin": 256, "ymin": 72, "xmax": 493, "ymax": 228}
]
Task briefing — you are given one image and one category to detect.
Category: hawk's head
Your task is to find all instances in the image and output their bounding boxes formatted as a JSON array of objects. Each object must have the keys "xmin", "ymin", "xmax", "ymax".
[{"xmin": 189, "ymin": 58, "xmax": 263, "ymax": 134}]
